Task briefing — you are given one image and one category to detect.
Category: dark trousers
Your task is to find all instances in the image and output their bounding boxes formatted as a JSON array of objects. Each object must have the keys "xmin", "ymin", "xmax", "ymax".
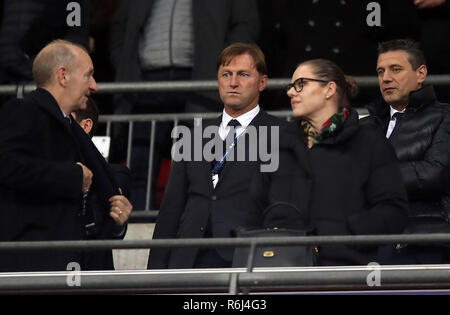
[
  {"xmin": 194, "ymin": 248, "xmax": 231, "ymax": 269},
  {"xmin": 193, "ymin": 222, "xmax": 231, "ymax": 269}
]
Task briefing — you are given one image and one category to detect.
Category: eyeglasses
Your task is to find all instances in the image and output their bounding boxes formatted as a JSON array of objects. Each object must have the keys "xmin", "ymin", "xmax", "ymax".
[{"xmin": 286, "ymin": 77, "xmax": 329, "ymax": 93}]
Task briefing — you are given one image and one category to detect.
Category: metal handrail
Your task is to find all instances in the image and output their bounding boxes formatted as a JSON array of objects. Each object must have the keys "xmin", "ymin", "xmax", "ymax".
[
  {"xmin": 0, "ymin": 74, "xmax": 449, "ymax": 97},
  {"xmin": 2, "ymin": 265, "xmax": 450, "ymax": 294},
  {"xmin": 1, "ymin": 235, "xmax": 450, "ymax": 293},
  {"xmin": 0, "ymin": 233, "xmax": 449, "ymax": 251}
]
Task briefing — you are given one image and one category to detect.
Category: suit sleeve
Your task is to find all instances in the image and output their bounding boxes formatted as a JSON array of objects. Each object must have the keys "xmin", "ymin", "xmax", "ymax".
[
  {"xmin": 0, "ymin": 100, "xmax": 82, "ymax": 198},
  {"xmin": 399, "ymin": 110, "xmax": 450, "ymax": 200},
  {"xmin": 147, "ymin": 160, "xmax": 188, "ymax": 269},
  {"xmin": 347, "ymin": 134, "xmax": 408, "ymax": 235}
]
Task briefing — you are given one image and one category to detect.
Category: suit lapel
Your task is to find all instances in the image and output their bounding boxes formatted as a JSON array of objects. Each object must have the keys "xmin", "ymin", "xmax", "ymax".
[
  {"xmin": 201, "ymin": 115, "xmax": 222, "ymax": 192},
  {"xmin": 30, "ymin": 88, "xmax": 79, "ymax": 148},
  {"xmin": 30, "ymin": 88, "xmax": 119, "ymax": 203},
  {"xmin": 214, "ymin": 110, "xmax": 267, "ymax": 190},
  {"xmin": 71, "ymin": 122, "xmax": 120, "ymax": 201}
]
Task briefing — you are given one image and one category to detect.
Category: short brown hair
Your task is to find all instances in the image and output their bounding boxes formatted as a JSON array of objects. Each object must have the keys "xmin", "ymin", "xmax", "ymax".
[
  {"xmin": 217, "ymin": 42, "xmax": 267, "ymax": 76},
  {"xmin": 32, "ymin": 39, "xmax": 88, "ymax": 87}
]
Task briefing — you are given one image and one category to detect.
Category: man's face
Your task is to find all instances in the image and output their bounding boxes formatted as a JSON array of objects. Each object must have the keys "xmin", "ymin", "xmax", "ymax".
[
  {"xmin": 217, "ymin": 54, "xmax": 267, "ymax": 117},
  {"xmin": 376, "ymin": 50, "xmax": 426, "ymax": 108},
  {"xmin": 66, "ymin": 47, "xmax": 98, "ymax": 111}
]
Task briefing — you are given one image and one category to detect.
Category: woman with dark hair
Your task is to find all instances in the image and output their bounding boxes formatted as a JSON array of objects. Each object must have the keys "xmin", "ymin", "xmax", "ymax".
[{"xmin": 247, "ymin": 59, "xmax": 409, "ymax": 266}]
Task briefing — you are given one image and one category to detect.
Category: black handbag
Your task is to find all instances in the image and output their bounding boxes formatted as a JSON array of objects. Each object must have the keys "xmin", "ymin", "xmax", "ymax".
[{"xmin": 232, "ymin": 202, "xmax": 319, "ymax": 268}]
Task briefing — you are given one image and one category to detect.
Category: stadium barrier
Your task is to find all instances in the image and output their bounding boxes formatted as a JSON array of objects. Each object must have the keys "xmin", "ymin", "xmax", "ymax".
[
  {"xmin": 1, "ymin": 233, "xmax": 450, "ymax": 293},
  {"xmin": 2, "ymin": 75, "xmax": 450, "ymax": 98}
]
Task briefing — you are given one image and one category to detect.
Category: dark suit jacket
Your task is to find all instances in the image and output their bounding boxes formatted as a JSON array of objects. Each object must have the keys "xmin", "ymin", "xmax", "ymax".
[
  {"xmin": 148, "ymin": 109, "xmax": 284, "ymax": 269},
  {"xmin": 82, "ymin": 163, "xmax": 131, "ymax": 271},
  {"xmin": 0, "ymin": 88, "xmax": 121, "ymax": 272}
]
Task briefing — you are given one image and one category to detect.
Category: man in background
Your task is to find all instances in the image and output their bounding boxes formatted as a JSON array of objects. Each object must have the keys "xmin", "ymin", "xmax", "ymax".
[
  {"xmin": 72, "ymin": 97, "xmax": 133, "ymax": 270},
  {"xmin": 367, "ymin": 39, "xmax": 450, "ymax": 264}
]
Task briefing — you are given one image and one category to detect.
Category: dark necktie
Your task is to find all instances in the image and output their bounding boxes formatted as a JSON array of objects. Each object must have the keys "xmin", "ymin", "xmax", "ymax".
[
  {"xmin": 392, "ymin": 112, "xmax": 404, "ymax": 120},
  {"xmin": 226, "ymin": 119, "xmax": 241, "ymax": 144},
  {"xmin": 390, "ymin": 112, "xmax": 404, "ymax": 136},
  {"xmin": 64, "ymin": 116, "xmax": 72, "ymax": 127},
  {"xmin": 212, "ymin": 119, "xmax": 242, "ymax": 176}
]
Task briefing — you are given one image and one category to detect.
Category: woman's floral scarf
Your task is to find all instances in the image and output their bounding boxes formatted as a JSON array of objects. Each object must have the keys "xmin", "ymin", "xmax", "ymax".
[{"xmin": 301, "ymin": 108, "xmax": 350, "ymax": 149}]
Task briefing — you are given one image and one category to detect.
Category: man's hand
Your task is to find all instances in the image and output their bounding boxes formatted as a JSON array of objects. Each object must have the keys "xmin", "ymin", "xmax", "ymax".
[
  {"xmin": 414, "ymin": 0, "xmax": 446, "ymax": 9},
  {"xmin": 76, "ymin": 162, "xmax": 93, "ymax": 193},
  {"xmin": 109, "ymin": 195, "xmax": 133, "ymax": 226}
]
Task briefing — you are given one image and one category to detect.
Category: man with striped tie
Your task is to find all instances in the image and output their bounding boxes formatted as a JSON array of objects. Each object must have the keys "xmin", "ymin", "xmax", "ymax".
[{"xmin": 148, "ymin": 43, "xmax": 284, "ymax": 269}]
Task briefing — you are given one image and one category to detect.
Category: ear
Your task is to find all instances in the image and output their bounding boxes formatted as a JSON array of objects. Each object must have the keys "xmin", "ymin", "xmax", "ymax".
[
  {"xmin": 258, "ymin": 75, "xmax": 268, "ymax": 92},
  {"xmin": 416, "ymin": 65, "xmax": 427, "ymax": 86},
  {"xmin": 56, "ymin": 66, "xmax": 69, "ymax": 87},
  {"xmin": 80, "ymin": 118, "xmax": 93, "ymax": 135},
  {"xmin": 325, "ymin": 81, "xmax": 337, "ymax": 99}
]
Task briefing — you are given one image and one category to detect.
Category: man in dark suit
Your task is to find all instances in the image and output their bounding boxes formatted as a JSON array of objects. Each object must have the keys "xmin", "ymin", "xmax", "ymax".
[
  {"xmin": 0, "ymin": 39, "xmax": 132, "ymax": 272},
  {"xmin": 72, "ymin": 97, "xmax": 133, "ymax": 270},
  {"xmin": 148, "ymin": 43, "xmax": 284, "ymax": 269}
]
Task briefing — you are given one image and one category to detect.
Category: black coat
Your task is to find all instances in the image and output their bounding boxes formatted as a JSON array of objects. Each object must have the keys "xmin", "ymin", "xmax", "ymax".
[
  {"xmin": 148, "ymin": 110, "xmax": 284, "ymax": 269},
  {"xmin": 83, "ymin": 163, "xmax": 131, "ymax": 271},
  {"xmin": 0, "ymin": 88, "xmax": 121, "ymax": 271},
  {"xmin": 248, "ymin": 109, "xmax": 408, "ymax": 266},
  {"xmin": 366, "ymin": 85, "xmax": 450, "ymax": 229}
]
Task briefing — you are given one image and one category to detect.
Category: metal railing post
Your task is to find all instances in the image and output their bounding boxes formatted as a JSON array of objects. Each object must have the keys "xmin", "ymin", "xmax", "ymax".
[
  {"xmin": 145, "ymin": 120, "xmax": 157, "ymax": 210},
  {"xmin": 126, "ymin": 121, "xmax": 134, "ymax": 168},
  {"xmin": 16, "ymin": 84, "xmax": 24, "ymax": 99}
]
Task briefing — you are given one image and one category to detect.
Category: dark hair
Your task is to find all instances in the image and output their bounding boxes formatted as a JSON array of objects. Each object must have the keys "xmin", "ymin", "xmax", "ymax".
[
  {"xmin": 299, "ymin": 59, "xmax": 358, "ymax": 107},
  {"xmin": 217, "ymin": 42, "xmax": 267, "ymax": 76},
  {"xmin": 377, "ymin": 39, "xmax": 426, "ymax": 70},
  {"xmin": 73, "ymin": 96, "xmax": 99, "ymax": 137}
]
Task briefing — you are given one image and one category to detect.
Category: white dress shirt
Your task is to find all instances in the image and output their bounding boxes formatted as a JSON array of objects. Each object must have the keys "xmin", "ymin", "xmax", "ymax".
[
  {"xmin": 218, "ymin": 105, "xmax": 260, "ymax": 140},
  {"xmin": 212, "ymin": 105, "xmax": 260, "ymax": 188},
  {"xmin": 386, "ymin": 106, "xmax": 406, "ymax": 139}
]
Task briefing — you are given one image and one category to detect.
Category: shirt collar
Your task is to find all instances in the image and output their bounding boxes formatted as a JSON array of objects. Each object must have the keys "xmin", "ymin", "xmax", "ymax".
[
  {"xmin": 221, "ymin": 105, "xmax": 260, "ymax": 129},
  {"xmin": 60, "ymin": 109, "xmax": 73, "ymax": 124},
  {"xmin": 389, "ymin": 105, "xmax": 406, "ymax": 119}
]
